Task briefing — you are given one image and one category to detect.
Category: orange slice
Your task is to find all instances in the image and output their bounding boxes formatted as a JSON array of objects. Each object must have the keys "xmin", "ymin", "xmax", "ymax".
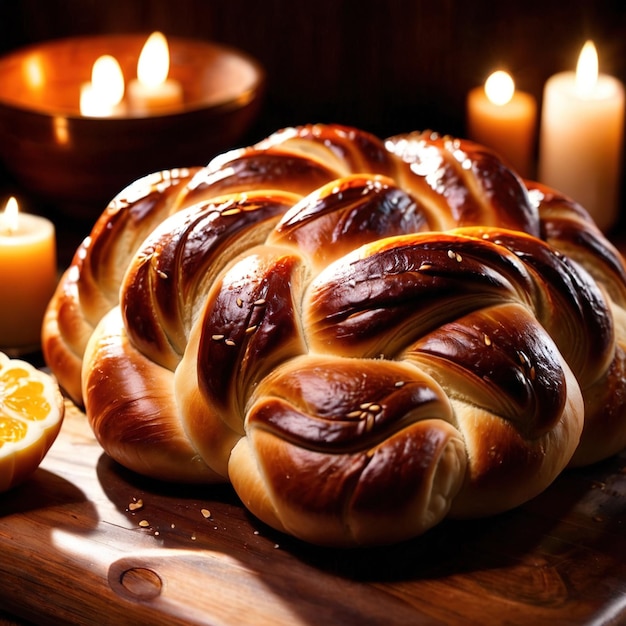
[{"xmin": 0, "ymin": 352, "xmax": 65, "ymax": 492}]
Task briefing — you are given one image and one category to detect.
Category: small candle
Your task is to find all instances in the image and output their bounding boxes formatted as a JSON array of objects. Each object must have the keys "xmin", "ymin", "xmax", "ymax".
[
  {"xmin": 79, "ymin": 55, "xmax": 126, "ymax": 117},
  {"xmin": 538, "ymin": 41, "xmax": 625, "ymax": 232},
  {"xmin": 0, "ymin": 197, "xmax": 57, "ymax": 353},
  {"xmin": 467, "ymin": 70, "xmax": 537, "ymax": 178},
  {"xmin": 127, "ymin": 32, "xmax": 184, "ymax": 115}
]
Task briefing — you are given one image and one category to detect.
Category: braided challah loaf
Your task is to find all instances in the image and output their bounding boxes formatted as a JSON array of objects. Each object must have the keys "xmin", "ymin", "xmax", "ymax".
[{"xmin": 43, "ymin": 124, "xmax": 626, "ymax": 546}]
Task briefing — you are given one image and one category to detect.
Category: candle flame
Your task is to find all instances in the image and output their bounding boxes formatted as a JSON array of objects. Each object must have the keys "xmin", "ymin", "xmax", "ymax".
[
  {"xmin": 137, "ymin": 32, "xmax": 171, "ymax": 87},
  {"xmin": 575, "ymin": 40, "xmax": 598, "ymax": 98},
  {"xmin": 80, "ymin": 55, "xmax": 125, "ymax": 115},
  {"xmin": 91, "ymin": 55, "xmax": 125, "ymax": 106},
  {"xmin": 1, "ymin": 197, "xmax": 19, "ymax": 234},
  {"xmin": 484, "ymin": 71, "xmax": 515, "ymax": 106}
]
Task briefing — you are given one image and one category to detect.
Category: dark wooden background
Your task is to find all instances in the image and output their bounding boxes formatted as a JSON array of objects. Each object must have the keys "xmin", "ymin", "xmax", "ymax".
[{"xmin": 1, "ymin": 0, "xmax": 625, "ymax": 231}]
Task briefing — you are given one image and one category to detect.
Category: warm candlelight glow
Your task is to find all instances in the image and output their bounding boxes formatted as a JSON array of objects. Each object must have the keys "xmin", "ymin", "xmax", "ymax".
[
  {"xmin": 24, "ymin": 56, "xmax": 44, "ymax": 90},
  {"xmin": 1, "ymin": 197, "xmax": 19, "ymax": 234},
  {"xmin": 52, "ymin": 116, "xmax": 70, "ymax": 145},
  {"xmin": 575, "ymin": 41, "xmax": 599, "ymax": 98},
  {"xmin": 80, "ymin": 55, "xmax": 125, "ymax": 117},
  {"xmin": 485, "ymin": 71, "xmax": 515, "ymax": 106},
  {"xmin": 137, "ymin": 32, "xmax": 170, "ymax": 87}
]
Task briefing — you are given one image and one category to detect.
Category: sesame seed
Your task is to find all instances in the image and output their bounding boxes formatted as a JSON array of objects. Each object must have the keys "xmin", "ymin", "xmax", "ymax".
[
  {"xmin": 359, "ymin": 402, "xmax": 372, "ymax": 410},
  {"xmin": 201, "ymin": 508, "xmax": 211, "ymax": 519},
  {"xmin": 447, "ymin": 249, "xmax": 455, "ymax": 259},
  {"xmin": 253, "ymin": 298, "xmax": 266, "ymax": 306},
  {"xmin": 484, "ymin": 334, "xmax": 492, "ymax": 346},
  {"xmin": 395, "ymin": 381, "xmax": 405, "ymax": 387},
  {"xmin": 138, "ymin": 520, "xmax": 150, "ymax": 528},
  {"xmin": 455, "ymin": 253, "xmax": 462, "ymax": 262},
  {"xmin": 236, "ymin": 298, "xmax": 243, "ymax": 308},
  {"xmin": 368, "ymin": 404, "xmax": 381, "ymax": 413},
  {"xmin": 245, "ymin": 325, "xmax": 258, "ymax": 334},
  {"xmin": 224, "ymin": 339, "xmax": 236, "ymax": 347},
  {"xmin": 418, "ymin": 262, "xmax": 432, "ymax": 271},
  {"xmin": 211, "ymin": 334, "xmax": 225, "ymax": 341},
  {"xmin": 221, "ymin": 208, "xmax": 242, "ymax": 216},
  {"xmin": 346, "ymin": 410, "xmax": 362, "ymax": 418},
  {"xmin": 157, "ymin": 270, "xmax": 168, "ymax": 279}
]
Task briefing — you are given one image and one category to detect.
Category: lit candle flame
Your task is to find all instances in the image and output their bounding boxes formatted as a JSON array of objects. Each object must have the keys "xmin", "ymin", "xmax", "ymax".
[
  {"xmin": 137, "ymin": 32, "xmax": 170, "ymax": 87},
  {"xmin": 575, "ymin": 40, "xmax": 598, "ymax": 99},
  {"xmin": 485, "ymin": 70, "xmax": 515, "ymax": 106},
  {"xmin": 79, "ymin": 55, "xmax": 125, "ymax": 116},
  {"xmin": 1, "ymin": 197, "xmax": 19, "ymax": 234}
]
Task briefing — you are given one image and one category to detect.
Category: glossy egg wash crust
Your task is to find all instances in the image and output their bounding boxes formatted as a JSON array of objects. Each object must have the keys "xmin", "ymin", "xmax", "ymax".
[{"xmin": 43, "ymin": 124, "xmax": 626, "ymax": 546}]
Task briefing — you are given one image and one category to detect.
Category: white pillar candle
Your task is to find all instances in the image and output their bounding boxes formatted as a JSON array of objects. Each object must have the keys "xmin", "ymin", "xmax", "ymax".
[
  {"xmin": 538, "ymin": 41, "xmax": 625, "ymax": 232},
  {"xmin": 127, "ymin": 32, "xmax": 184, "ymax": 116},
  {"xmin": 467, "ymin": 70, "xmax": 537, "ymax": 179},
  {"xmin": 0, "ymin": 198, "xmax": 57, "ymax": 353}
]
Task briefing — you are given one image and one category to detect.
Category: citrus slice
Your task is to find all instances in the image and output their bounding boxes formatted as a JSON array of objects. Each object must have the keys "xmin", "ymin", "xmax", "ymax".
[{"xmin": 0, "ymin": 351, "xmax": 65, "ymax": 492}]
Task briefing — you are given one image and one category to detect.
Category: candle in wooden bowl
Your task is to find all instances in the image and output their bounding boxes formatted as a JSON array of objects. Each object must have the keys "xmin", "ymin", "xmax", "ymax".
[
  {"xmin": 538, "ymin": 41, "xmax": 625, "ymax": 232},
  {"xmin": 127, "ymin": 32, "xmax": 184, "ymax": 115},
  {"xmin": 0, "ymin": 34, "xmax": 265, "ymax": 216},
  {"xmin": 0, "ymin": 197, "xmax": 57, "ymax": 354},
  {"xmin": 79, "ymin": 54, "xmax": 127, "ymax": 118},
  {"xmin": 467, "ymin": 70, "xmax": 537, "ymax": 178}
]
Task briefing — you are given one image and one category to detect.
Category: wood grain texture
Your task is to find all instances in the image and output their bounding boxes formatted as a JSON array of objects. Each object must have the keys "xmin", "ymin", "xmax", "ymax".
[{"xmin": 0, "ymin": 399, "xmax": 625, "ymax": 625}]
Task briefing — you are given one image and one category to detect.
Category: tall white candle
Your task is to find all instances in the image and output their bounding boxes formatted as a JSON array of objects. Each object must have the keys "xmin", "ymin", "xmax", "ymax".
[
  {"xmin": 467, "ymin": 70, "xmax": 537, "ymax": 179},
  {"xmin": 538, "ymin": 41, "xmax": 625, "ymax": 232}
]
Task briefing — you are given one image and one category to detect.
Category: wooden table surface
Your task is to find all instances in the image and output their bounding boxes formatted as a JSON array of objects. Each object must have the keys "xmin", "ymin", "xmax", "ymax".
[{"xmin": 0, "ymin": 398, "xmax": 625, "ymax": 625}]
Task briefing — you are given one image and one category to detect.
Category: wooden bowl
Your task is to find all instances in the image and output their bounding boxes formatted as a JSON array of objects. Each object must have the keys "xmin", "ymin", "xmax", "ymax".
[{"xmin": 0, "ymin": 34, "xmax": 264, "ymax": 214}]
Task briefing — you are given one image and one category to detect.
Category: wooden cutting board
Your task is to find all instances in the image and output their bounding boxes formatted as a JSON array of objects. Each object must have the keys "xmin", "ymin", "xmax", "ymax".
[{"xmin": 0, "ymin": 399, "xmax": 625, "ymax": 625}]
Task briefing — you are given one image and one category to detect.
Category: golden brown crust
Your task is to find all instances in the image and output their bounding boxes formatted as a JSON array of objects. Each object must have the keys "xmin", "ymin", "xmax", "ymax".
[
  {"xmin": 233, "ymin": 356, "xmax": 466, "ymax": 546},
  {"xmin": 43, "ymin": 123, "xmax": 626, "ymax": 546},
  {"xmin": 42, "ymin": 167, "xmax": 199, "ymax": 404},
  {"xmin": 82, "ymin": 308, "xmax": 221, "ymax": 483}
]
